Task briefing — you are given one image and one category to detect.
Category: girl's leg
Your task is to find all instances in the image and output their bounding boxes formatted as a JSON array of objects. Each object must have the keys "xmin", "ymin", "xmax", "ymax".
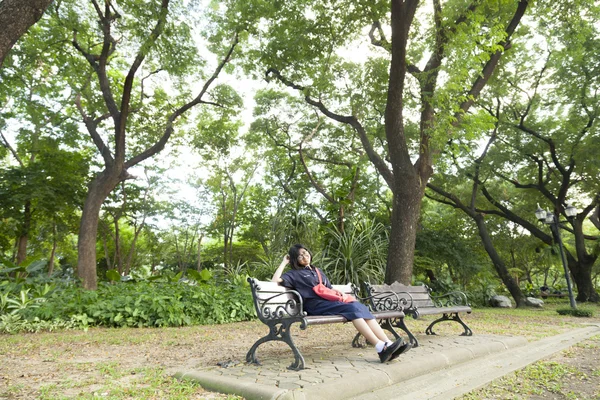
[
  {"xmin": 365, "ymin": 318, "xmax": 392, "ymax": 342},
  {"xmin": 351, "ymin": 318, "xmax": 380, "ymax": 345}
]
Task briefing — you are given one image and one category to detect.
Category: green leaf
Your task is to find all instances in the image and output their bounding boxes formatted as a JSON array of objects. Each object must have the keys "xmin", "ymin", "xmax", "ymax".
[{"xmin": 106, "ymin": 269, "xmax": 121, "ymax": 282}]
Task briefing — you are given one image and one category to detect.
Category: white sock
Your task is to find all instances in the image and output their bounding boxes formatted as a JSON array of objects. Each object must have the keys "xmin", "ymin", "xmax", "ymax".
[
  {"xmin": 375, "ymin": 341, "xmax": 386, "ymax": 353},
  {"xmin": 386, "ymin": 340, "xmax": 394, "ymax": 346}
]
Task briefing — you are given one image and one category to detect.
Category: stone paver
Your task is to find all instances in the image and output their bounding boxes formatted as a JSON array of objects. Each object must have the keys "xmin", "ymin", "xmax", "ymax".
[{"xmin": 174, "ymin": 325, "xmax": 600, "ymax": 400}]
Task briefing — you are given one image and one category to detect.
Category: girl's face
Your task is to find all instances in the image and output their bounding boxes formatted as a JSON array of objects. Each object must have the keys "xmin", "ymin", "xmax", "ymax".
[{"xmin": 296, "ymin": 249, "xmax": 311, "ymax": 266}]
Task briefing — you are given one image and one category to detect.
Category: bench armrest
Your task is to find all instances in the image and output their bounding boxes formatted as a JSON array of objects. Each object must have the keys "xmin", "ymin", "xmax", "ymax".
[
  {"xmin": 430, "ymin": 291, "xmax": 470, "ymax": 307},
  {"xmin": 366, "ymin": 290, "xmax": 414, "ymax": 312},
  {"xmin": 248, "ymin": 278, "xmax": 307, "ymax": 322}
]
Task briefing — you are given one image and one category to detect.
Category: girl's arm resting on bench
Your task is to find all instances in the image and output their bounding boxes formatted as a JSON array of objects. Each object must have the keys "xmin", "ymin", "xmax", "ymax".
[{"xmin": 272, "ymin": 255, "xmax": 289, "ymax": 283}]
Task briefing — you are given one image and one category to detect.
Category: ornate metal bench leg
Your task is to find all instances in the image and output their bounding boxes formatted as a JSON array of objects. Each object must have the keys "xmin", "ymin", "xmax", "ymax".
[
  {"xmin": 380, "ymin": 318, "xmax": 401, "ymax": 341},
  {"xmin": 246, "ymin": 335, "xmax": 270, "ymax": 365},
  {"xmin": 246, "ymin": 324, "xmax": 281, "ymax": 365},
  {"xmin": 425, "ymin": 313, "xmax": 472, "ymax": 337},
  {"xmin": 352, "ymin": 332, "xmax": 367, "ymax": 348},
  {"xmin": 425, "ymin": 314, "xmax": 449, "ymax": 335},
  {"xmin": 284, "ymin": 325, "xmax": 306, "ymax": 371},
  {"xmin": 453, "ymin": 313, "xmax": 473, "ymax": 336},
  {"xmin": 393, "ymin": 317, "xmax": 419, "ymax": 347},
  {"xmin": 246, "ymin": 322, "xmax": 306, "ymax": 370}
]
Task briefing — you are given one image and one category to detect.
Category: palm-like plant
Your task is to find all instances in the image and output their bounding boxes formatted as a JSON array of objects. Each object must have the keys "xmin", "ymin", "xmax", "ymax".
[{"xmin": 320, "ymin": 220, "xmax": 388, "ymax": 285}]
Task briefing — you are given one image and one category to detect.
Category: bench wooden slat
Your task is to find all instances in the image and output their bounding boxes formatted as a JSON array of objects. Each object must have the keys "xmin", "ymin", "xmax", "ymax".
[{"xmin": 416, "ymin": 306, "xmax": 472, "ymax": 316}]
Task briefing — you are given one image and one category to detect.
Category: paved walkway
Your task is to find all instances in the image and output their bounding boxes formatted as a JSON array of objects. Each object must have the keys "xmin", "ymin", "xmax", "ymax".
[{"xmin": 174, "ymin": 324, "xmax": 600, "ymax": 400}]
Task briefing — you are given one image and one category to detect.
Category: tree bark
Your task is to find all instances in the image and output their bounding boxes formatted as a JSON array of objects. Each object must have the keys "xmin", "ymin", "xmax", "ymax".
[
  {"xmin": 47, "ymin": 223, "xmax": 57, "ymax": 275},
  {"xmin": 197, "ymin": 234, "xmax": 203, "ymax": 272},
  {"xmin": 569, "ymin": 217, "xmax": 599, "ymax": 302},
  {"xmin": 0, "ymin": 0, "xmax": 53, "ymax": 67},
  {"xmin": 570, "ymin": 258, "xmax": 599, "ymax": 302},
  {"xmin": 473, "ymin": 214, "xmax": 525, "ymax": 307},
  {"xmin": 114, "ymin": 217, "xmax": 122, "ymax": 274},
  {"xmin": 426, "ymin": 180, "xmax": 527, "ymax": 306},
  {"xmin": 385, "ymin": 179, "xmax": 422, "ymax": 284},
  {"xmin": 77, "ymin": 169, "xmax": 123, "ymax": 290}
]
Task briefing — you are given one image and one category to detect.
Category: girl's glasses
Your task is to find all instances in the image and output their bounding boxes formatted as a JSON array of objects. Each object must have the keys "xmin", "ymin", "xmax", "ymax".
[{"xmin": 297, "ymin": 252, "xmax": 310, "ymax": 260}]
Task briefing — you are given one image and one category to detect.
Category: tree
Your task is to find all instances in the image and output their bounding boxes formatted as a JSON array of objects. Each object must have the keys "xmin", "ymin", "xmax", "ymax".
[
  {"xmin": 30, "ymin": 0, "xmax": 240, "ymax": 289},
  {"xmin": 219, "ymin": 0, "xmax": 529, "ymax": 284},
  {"xmin": 0, "ymin": 0, "xmax": 53, "ymax": 67},
  {"xmin": 459, "ymin": 0, "xmax": 599, "ymax": 302},
  {"xmin": 426, "ymin": 0, "xmax": 600, "ymax": 301},
  {"xmin": 1, "ymin": 33, "xmax": 90, "ymax": 266},
  {"xmin": 98, "ymin": 167, "xmax": 163, "ymax": 276},
  {"xmin": 251, "ymin": 89, "xmax": 371, "ymax": 233}
]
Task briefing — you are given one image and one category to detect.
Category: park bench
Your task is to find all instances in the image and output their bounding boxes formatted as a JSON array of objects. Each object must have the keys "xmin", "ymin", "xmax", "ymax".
[
  {"xmin": 246, "ymin": 278, "xmax": 407, "ymax": 370},
  {"xmin": 540, "ymin": 292, "xmax": 566, "ymax": 299},
  {"xmin": 363, "ymin": 282, "xmax": 473, "ymax": 347}
]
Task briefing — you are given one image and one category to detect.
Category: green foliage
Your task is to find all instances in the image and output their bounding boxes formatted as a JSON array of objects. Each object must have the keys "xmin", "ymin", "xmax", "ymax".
[
  {"xmin": 0, "ymin": 258, "xmax": 47, "ymax": 279},
  {"xmin": 105, "ymin": 269, "xmax": 121, "ymax": 282},
  {"xmin": 0, "ymin": 313, "xmax": 78, "ymax": 334},
  {"xmin": 21, "ymin": 280, "xmax": 254, "ymax": 329},
  {"xmin": 556, "ymin": 308, "xmax": 594, "ymax": 318},
  {"xmin": 186, "ymin": 268, "xmax": 213, "ymax": 283},
  {"xmin": 321, "ymin": 220, "xmax": 388, "ymax": 285}
]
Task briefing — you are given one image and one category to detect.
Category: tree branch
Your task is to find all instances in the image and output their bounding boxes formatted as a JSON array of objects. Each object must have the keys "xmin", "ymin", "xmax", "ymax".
[
  {"xmin": 125, "ymin": 32, "xmax": 239, "ymax": 168},
  {"xmin": 265, "ymin": 67, "xmax": 394, "ymax": 188},
  {"xmin": 369, "ymin": 20, "xmax": 390, "ymax": 51},
  {"xmin": 75, "ymin": 89, "xmax": 114, "ymax": 166},
  {"xmin": 455, "ymin": 0, "xmax": 529, "ymax": 121},
  {"xmin": 117, "ymin": 0, "xmax": 170, "ymax": 165},
  {"xmin": 298, "ymin": 121, "xmax": 336, "ymax": 204},
  {"xmin": 0, "ymin": 130, "xmax": 24, "ymax": 166}
]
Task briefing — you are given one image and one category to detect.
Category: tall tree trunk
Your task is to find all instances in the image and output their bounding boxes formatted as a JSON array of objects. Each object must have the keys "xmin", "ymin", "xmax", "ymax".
[
  {"xmin": 15, "ymin": 200, "xmax": 32, "ymax": 265},
  {"xmin": 473, "ymin": 214, "xmax": 525, "ymax": 307},
  {"xmin": 124, "ymin": 223, "xmax": 144, "ymax": 276},
  {"xmin": 102, "ymin": 229, "xmax": 112, "ymax": 270},
  {"xmin": 114, "ymin": 217, "xmax": 122, "ymax": 274},
  {"xmin": 0, "ymin": 0, "xmax": 53, "ymax": 67},
  {"xmin": 569, "ymin": 216, "xmax": 599, "ymax": 302},
  {"xmin": 223, "ymin": 231, "xmax": 229, "ymax": 270},
  {"xmin": 47, "ymin": 223, "xmax": 57, "ymax": 275},
  {"xmin": 385, "ymin": 183, "xmax": 422, "ymax": 284},
  {"xmin": 570, "ymin": 258, "xmax": 599, "ymax": 302},
  {"xmin": 196, "ymin": 234, "xmax": 203, "ymax": 272},
  {"xmin": 77, "ymin": 169, "xmax": 122, "ymax": 290}
]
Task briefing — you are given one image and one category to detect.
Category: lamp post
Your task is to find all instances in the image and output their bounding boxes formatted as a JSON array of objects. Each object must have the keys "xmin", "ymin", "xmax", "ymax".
[{"xmin": 535, "ymin": 204, "xmax": 577, "ymax": 309}]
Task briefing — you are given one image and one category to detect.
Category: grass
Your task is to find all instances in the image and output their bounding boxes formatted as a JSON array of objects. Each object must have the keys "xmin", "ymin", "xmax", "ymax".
[
  {"xmin": 456, "ymin": 304, "xmax": 600, "ymax": 400},
  {"xmin": 1, "ymin": 302, "xmax": 599, "ymax": 399}
]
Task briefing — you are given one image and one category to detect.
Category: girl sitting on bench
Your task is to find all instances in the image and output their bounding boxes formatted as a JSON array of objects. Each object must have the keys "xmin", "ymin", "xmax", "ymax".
[{"xmin": 272, "ymin": 243, "xmax": 411, "ymax": 363}]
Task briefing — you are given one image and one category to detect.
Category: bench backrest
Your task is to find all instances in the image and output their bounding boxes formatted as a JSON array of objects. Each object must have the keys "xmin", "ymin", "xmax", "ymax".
[
  {"xmin": 369, "ymin": 282, "xmax": 435, "ymax": 310},
  {"xmin": 248, "ymin": 278, "xmax": 355, "ymax": 322}
]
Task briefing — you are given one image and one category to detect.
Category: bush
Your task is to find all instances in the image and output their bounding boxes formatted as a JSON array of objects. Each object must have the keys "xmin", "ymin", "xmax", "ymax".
[
  {"xmin": 10, "ymin": 280, "xmax": 255, "ymax": 331},
  {"xmin": 556, "ymin": 307, "xmax": 595, "ymax": 317}
]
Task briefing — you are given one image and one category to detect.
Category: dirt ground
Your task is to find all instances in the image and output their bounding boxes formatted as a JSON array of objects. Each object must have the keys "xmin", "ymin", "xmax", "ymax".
[
  {"xmin": 0, "ymin": 321, "xmax": 360, "ymax": 399},
  {"xmin": 1, "ymin": 319, "xmax": 599, "ymax": 399}
]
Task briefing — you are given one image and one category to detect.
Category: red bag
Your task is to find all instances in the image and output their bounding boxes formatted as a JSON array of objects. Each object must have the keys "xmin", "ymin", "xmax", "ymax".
[{"xmin": 312, "ymin": 268, "xmax": 356, "ymax": 303}]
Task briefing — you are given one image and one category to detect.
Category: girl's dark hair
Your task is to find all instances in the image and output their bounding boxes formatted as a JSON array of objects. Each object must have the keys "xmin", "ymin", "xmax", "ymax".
[{"xmin": 288, "ymin": 244, "xmax": 312, "ymax": 270}]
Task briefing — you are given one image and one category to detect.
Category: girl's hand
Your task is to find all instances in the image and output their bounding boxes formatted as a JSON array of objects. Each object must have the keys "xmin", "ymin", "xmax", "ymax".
[{"xmin": 282, "ymin": 255, "xmax": 290, "ymax": 264}]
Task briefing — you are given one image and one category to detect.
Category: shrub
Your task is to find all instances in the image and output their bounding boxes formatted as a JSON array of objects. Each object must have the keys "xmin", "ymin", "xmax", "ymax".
[
  {"xmin": 15, "ymin": 280, "xmax": 255, "ymax": 330},
  {"xmin": 556, "ymin": 307, "xmax": 594, "ymax": 317},
  {"xmin": 321, "ymin": 220, "xmax": 388, "ymax": 285}
]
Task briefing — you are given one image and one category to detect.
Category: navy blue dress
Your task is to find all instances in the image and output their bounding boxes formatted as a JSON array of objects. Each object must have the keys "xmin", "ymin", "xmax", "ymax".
[{"xmin": 280, "ymin": 266, "xmax": 374, "ymax": 321}]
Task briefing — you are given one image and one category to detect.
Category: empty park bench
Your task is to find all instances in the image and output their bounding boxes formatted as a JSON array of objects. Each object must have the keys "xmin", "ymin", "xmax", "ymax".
[
  {"xmin": 539, "ymin": 291, "xmax": 566, "ymax": 299},
  {"xmin": 246, "ymin": 278, "xmax": 407, "ymax": 370},
  {"xmin": 364, "ymin": 282, "xmax": 473, "ymax": 347}
]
